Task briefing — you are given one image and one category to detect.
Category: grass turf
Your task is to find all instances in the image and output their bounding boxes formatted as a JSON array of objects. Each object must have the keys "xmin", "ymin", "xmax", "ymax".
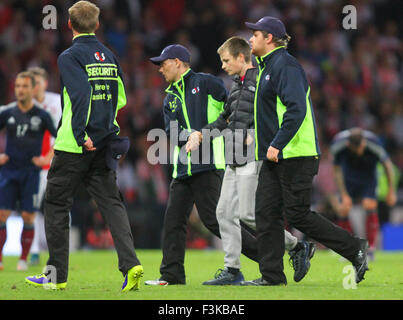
[{"xmin": 0, "ymin": 249, "xmax": 402, "ymax": 300}]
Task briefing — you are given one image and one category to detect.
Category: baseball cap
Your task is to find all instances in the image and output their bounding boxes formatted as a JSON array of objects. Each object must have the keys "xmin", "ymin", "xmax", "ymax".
[
  {"xmin": 245, "ymin": 16, "xmax": 286, "ymax": 38},
  {"xmin": 150, "ymin": 44, "xmax": 191, "ymax": 65},
  {"xmin": 105, "ymin": 136, "xmax": 130, "ymax": 171}
]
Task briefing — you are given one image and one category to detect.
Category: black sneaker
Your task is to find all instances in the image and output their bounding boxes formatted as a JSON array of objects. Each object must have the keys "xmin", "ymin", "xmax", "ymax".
[
  {"xmin": 240, "ymin": 277, "xmax": 287, "ymax": 286},
  {"xmin": 289, "ymin": 241, "xmax": 316, "ymax": 282},
  {"xmin": 352, "ymin": 238, "xmax": 369, "ymax": 284},
  {"xmin": 202, "ymin": 268, "xmax": 244, "ymax": 285}
]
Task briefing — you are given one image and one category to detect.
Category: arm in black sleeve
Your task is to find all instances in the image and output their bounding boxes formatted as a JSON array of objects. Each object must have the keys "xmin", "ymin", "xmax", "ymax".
[
  {"xmin": 42, "ymin": 110, "xmax": 58, "ymax": 137},
  {"xmin": 57, "ymin": 52, "xmax": 92, "ymax": 146}
]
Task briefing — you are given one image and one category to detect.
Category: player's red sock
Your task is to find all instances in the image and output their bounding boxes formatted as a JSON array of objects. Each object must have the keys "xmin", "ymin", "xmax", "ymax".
[
  {"xmin": 20, "ymin": 224, "xmax": 34, "ymax": 261},
  {"xmin": 336, "ymin": 217, "xmax": 353, "ymax": 234},
  {"xmin": 366, "ymin": 210, "xmax": 379, "ymax": 249},
  {"xmin": 0, "ymin": 223, "xmax": 6, "ymax": 263}
]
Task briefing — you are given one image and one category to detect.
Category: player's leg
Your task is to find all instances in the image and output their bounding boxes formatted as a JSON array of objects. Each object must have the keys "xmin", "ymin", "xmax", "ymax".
[
  {"xmin": 336, "ymin": 182, "xmax": 357, "ymax": 234},
  {"xmin": 18, "ymin": 169, "xmax": 42, "ymax": 270},
  {"xmin": 362, "ymin": 197, "xmax": 378, "ymax": 260},
  {"xmin": 0, "ymin": 170, "xmax": 18, "ymax": 270},
  {"xmin": 30, "ymin": 169, "xmax": 48, "ymax": 265},
  {"xmin": 0, "ymin": 210, "xmax": 12, "ymax": 270},
  {"xmin": 18, "ymin": 211, "xmax": 36, "ymax": 270}
]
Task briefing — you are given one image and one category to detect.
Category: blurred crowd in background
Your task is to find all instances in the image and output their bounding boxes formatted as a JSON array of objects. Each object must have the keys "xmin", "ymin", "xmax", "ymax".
[{"xmin": 0, "ymin": 0, "xmax": 401, "ymax": 250}]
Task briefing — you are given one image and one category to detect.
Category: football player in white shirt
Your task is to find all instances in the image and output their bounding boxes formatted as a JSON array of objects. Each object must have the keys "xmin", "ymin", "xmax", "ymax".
[{"xmin": 28, "ymin": 67, "xmax": 62, "ymax": 266}]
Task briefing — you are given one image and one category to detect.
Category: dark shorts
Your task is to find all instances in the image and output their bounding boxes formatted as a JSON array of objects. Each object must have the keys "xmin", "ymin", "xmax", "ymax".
[
  {"xmin": 345, "ymin": 178, "xmax": 377, "ymax": 200},
  {"xmin": 0, "ymin": 168, "xmax": 40, "ymax": 212}
]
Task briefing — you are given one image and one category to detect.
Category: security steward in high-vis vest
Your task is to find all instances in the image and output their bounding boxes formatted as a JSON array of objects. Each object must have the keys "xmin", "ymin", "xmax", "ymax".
[
  {"xmin": 240, "ymin": 16, "xmax": 369, "ymax": 286},
  {"xmin": 145, "ymin": 44, "xmax": 260, "ymax": 286},
  {"xmin": 25, "ymin": 1, "xmax": 143, "ymax": 292}
]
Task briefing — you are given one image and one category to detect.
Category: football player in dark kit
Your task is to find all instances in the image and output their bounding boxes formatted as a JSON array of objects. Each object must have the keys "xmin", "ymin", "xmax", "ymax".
[
  {"xmin": 241, "ymin": 16, "xmax": 369, "ymax": 286},
  {"xmin": 25, "ymin": 1, "xmax": 143, "ymax": 291},
  {"xmin": 0, "ymin": 72, "xmax": 57, "ymax": 271},
  {"xmin": 331, "ymin": 128, "xmax": 397, "ymax": 260}
]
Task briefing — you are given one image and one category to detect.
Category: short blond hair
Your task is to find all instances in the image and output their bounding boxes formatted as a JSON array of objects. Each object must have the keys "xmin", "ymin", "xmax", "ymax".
[
  {"xmin": 27, "ymin": 66, "xmax": 48, "ymax": 80},
  {"xmin": 68, "ymin": 1, "xmax": 100, "ymax": 33},
  {"xmin": 217, "ymin": 36, "xmax": 251, "ymax": 63}
]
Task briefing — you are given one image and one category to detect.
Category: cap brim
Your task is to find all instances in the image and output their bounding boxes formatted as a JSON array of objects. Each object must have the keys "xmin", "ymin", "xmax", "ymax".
[
  {"xmin": 245, "ymin": 22, "xmax": 261, "ymax": 30},
  {"xmin": 149, "ymin": 56, "xmax": 165, "ymax": 65}
]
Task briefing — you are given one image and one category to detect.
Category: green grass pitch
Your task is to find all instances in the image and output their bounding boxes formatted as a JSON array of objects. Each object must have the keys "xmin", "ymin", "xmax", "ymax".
[{"xmin": 0, "ymin": 249, "xmax": 402, "ymax": 300}]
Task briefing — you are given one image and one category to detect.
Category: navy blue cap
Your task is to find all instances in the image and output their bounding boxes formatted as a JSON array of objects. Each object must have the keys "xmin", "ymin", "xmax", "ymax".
[
  {"xmin": 245, "ymin": 16, "xmax": 286, "ymax": 38},
  {"xmin": 105, "ymin": 136, "xmax": 130, "ymax": 171},
  {"xmin": 150, "ymin": 44, "xmax": 191, "ymax": 65}
]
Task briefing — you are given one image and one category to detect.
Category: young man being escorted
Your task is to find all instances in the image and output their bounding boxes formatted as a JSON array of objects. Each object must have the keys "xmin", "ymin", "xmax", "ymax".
[{"xmin": 186, "ymin": 37, "xmax": 315, "ymax": 285}]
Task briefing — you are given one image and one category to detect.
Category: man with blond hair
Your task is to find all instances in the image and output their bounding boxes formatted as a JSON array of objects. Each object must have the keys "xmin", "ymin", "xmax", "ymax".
[{"xmin": 25, "ymin": 1, "xmax": 143, "ymax": 292}]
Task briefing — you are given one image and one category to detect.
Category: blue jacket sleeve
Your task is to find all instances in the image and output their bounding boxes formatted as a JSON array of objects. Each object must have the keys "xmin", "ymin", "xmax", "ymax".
[
  {"xmin": 42, "ymin": 109, "xmax": 58, "ymax": 137},
  {"xmin": 57, "ymin": 52, "xmax": 92, "ymax": 146},
  {"xmin": 204, "ymin": 74, "xmax": 227, "ymax": 102},
  {"xmin": 271, "ymin": 65, "xmax": 309, "ymax": 150}
]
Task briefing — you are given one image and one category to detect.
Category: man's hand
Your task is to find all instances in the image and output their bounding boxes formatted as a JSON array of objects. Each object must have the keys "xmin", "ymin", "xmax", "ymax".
[
  {"xmin": 185, "ymin": 131, "xmax": 202, "ymax": 153},
  {"xmin": 32, "ymin": 156, "xmax": 49, "ymax": 168},
  {"xmin": 266, "ymin": 146, "xmax": 279, "ymax": 162},
  {"xmin": 339, "ymin": 193, "xmax": 353, "ymax": 217},
  {"xmin": 84, "ymin": 137, "xmax": 96, "ymax": 151},
  {"xmin": 245, "ymin": 134, "xmax": 254, "ymax": 146},
  {"xmin": 386, "ymin": 190, "xmax": 397, "ymax": 207},
  {"xmin": 0, "ymin": 153, "xmax": 9, "ymax": 166}
]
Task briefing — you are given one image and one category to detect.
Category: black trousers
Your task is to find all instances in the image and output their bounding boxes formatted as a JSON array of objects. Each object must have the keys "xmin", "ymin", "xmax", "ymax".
[
  {"xmin": 255, "ymin": 157, "xmax": 360, "ymax": 283},
  {"xmin": 160, "ymin": 170, "xmax": 258, "ymax": 283},
  {"xmin": 44, "ymin": 149, "xmax": 141, "ymax": 283}
]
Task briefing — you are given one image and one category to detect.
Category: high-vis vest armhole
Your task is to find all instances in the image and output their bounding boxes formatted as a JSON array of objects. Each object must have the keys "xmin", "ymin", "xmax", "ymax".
[
  {"xmin": 117, "ymin": 76, "xmax": 127, "ymax": 111},
  {"xmin": 207, "ymin": 94, "xmax": 225, "ymax": 169},
  {"xmin": 279, "ymin": 86, "xmax": 318, "ymax": 158},
  {"xmin": 84, "ymin": 86, "xmax": 93, "ymax": 142},
  {"xmin": 54, "ymin": 87, "xmax": 83, "ymax": 153},
  {"xmin": 254, "ymin": 65, "xmax": 264, "ymax": 161},
  {"xmin": 113, "ymin": 76, "xmax": 127, "ymax": 135}
]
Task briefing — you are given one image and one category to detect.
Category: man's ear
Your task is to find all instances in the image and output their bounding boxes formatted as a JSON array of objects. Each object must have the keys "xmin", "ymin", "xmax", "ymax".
[
  {"xmin": 95, "ymin": 21, "xmax": 100, "ymax": 31},
  {"xmin": 68, "ymin": 18, "xmax": 72, "ymax": 30},
  {"xmin": 237, "ymin": 53, "xmax": 245, "ymax": 63},
  {"xmin": 266, "ymin": 33, "xmax": 274, "ymax": 45}
]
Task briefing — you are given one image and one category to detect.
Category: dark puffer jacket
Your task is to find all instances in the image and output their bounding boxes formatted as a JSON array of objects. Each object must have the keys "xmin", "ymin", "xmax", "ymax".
[{"xmin": 203, "ymin": 67, "xmax": 258, "ymax": 166}]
